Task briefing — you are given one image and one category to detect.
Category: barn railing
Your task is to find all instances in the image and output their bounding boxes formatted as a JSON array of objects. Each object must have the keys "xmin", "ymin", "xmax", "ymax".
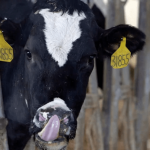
[{"xmin": 0, "ymin": 78, "xmax": 9, "ymax": 150}]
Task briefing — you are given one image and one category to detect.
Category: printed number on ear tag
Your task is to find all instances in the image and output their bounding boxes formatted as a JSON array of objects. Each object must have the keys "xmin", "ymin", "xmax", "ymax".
[
  {"xmin": 0, "ymin": 30, "xmax": 13, "ymax": 62},
  {"xmin": 111, "ymin": 37, "xmax": 131, "ymax": 69}
]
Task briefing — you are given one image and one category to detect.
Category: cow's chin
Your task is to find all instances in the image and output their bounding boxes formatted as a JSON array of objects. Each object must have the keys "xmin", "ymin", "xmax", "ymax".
[{"xmin": 35, "ymin": 135, "xmax": 67, "ymax": 150}]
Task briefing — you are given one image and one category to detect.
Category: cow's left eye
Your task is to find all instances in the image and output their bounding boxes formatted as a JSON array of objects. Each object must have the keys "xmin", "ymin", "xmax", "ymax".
[
  {"xmin": 25, "ymin": 50, "xmax": 32, "ymax": 60},
  {"xmin": 88, "ymin": 55, "xmax": 96, "ymax": 64}
]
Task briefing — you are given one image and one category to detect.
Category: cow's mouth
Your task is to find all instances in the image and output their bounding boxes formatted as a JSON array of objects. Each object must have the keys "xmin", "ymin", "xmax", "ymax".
[
  {"xmin": 36, "ymin": 110, "xmax": 72, "ymax": 140},
  {"xmin": 35, "ymin": 114, "xmax": 69, "ymax": 150},
  {"xmin": 38, "ymin": 115, "xmax": 60, "ymax": 142},
  {"xmin": 32, "ymin": 98, "xmax": 77, "ymax": 149}
]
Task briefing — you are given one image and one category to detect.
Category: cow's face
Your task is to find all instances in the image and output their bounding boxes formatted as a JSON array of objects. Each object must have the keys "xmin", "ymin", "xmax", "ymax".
[
  {"xmin": 0, "ymin": 0, "xmax": 145, "ymax": 147},
  {"xmin": 24, "ymin": 9, "xmax": 98, "ymax": 139}
]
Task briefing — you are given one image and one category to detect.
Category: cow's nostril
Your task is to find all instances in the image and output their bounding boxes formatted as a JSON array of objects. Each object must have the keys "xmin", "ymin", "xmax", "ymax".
[
  {"xmin": 40, "ymin": 109, "xmax": 44, "ymax": 112},
  {"xmin": 63, "ymin": 117, "xmax": 69, "ymax": 124},
  {"xmin": 39, "ymin": 114, "xmax": 46, "ymax": 122}
]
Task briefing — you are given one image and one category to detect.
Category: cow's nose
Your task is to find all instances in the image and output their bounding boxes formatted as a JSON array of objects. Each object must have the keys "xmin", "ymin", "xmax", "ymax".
[{"xmin": 31, "ymin": 98, "xmax": 77, "ymax": 141}]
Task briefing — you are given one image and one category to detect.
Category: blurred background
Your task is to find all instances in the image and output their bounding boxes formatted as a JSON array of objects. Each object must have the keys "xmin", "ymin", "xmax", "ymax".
[{"xmin": 66, "ymin": 0, "xmax": 150, "ymax": 150}]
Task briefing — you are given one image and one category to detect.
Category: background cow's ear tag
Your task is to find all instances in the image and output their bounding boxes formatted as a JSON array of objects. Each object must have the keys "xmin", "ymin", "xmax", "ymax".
[
  {"xmin": 0, "ymin": 30, "xmax": 13, "ymax": 62},
  {"xmin": 111, "ymin": 37, "xmax": 131, "ymax": 69}
]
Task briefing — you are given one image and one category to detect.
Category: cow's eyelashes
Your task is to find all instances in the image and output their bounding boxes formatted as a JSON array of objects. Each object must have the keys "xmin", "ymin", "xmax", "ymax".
[
  {"xmin": 88, "ymin": 54, "xmax": 96, "ymax": 64},
  {"xmin": 25, "ymin": 50, "xmax": 32, "ymax": 60}
]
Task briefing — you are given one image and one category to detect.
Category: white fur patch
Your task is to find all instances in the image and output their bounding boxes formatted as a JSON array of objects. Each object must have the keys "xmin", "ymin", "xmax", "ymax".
[
  {"xmin": 33, "ymin": 98, "xmax": 70, "ymax": 128},
  {"xmin": 25, "ymin": 99, "xmax": 28, "ymax": 108},
  {"xmin": 38, "ymin": 98, "xmax": 70, "ymax": 111},
  {"xmin": 65, "ymin": 126, "xmax": 71, "ymax": 135},
  {"xmin": 39, "ymin": 9, "xmax": 86, "ymax": 67},
  {"xmin": 33, "ymin": 116, "xmax": 41, "ymax": 128}
]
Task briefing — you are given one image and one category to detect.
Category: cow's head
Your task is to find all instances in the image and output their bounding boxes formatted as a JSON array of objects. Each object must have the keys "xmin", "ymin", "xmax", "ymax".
[{"xmin": 0, "ymin": 0, "xmax": 145, "ymax": 148}]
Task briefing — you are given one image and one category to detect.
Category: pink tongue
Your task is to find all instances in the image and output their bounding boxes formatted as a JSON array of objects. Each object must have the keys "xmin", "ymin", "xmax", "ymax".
[{"xmin": 40, "ymin": 115, "xmax": 60, "ymax": 141}]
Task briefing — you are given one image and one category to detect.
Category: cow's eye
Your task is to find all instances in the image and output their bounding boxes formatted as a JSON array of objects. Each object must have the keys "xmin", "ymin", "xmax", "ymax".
[
  {"xmin": 88, "ymin": 55, "xmax": 96, "ymax": 64},
  {"xmin": 25, "ymin": 50, "xmax": 32, "ymax": 60}
]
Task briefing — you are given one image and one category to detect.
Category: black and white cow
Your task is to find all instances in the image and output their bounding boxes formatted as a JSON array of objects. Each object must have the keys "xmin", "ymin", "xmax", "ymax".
[{"xmin": 0, "ymin": 0, "xmax": 145, "ymax": 149}]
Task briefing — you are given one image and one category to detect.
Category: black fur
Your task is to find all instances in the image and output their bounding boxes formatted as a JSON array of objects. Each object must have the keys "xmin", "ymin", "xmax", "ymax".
[
  {"xmin": 90, "ymin": 3, "xmax": 105, "ymax": 89},
  {"xmin": 91, "ymin": 4, "xmax": 105, "ymax": 29},
  {"xmin": 0, "ymin": 0, "xmax": 34, "ymax": 23},
  {"xmin": 34, "ymin": 0, "xmax": 88, "ymax": 14}
]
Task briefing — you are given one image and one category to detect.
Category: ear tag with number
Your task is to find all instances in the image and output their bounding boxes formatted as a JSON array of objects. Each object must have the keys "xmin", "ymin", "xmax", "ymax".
[
  {"xmin": 0, "ymin": 30, "xmax": 13, "ymax": 62},
  {"xmin": 111, "ymin": 37, "xmax": 131, "ymax": 69}
]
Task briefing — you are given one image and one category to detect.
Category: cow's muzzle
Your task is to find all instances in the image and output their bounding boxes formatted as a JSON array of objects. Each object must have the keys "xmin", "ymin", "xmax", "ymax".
[{"xmin": 30, "ymin": 98, "xmax": 77, "ymax": 149}]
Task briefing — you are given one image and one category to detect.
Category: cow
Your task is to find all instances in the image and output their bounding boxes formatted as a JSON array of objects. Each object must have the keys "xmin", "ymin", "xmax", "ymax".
[{"xmin": 0, "ymin": 0, "xmax": 145, "ymax": 149}]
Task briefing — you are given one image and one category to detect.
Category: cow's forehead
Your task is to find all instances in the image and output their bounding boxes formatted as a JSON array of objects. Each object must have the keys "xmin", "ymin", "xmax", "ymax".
[{"xmin": 38, "ymin": 9, "xmax": 86, "ymax": 67}]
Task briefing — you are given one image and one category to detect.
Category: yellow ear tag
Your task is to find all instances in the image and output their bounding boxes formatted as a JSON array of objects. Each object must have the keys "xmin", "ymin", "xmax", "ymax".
[
  {"xmin": 0, "ymin": 30, "xmax": 13, "ymax": 62},
  {"xmin": 111, "ymin": 37, "xmax": 131, "ymax": 69}
]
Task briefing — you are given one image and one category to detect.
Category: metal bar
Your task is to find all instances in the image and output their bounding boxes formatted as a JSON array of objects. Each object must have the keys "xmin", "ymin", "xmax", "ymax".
[
  {"xmin": 102, "ymin": 1, "xmax": 126, "ymax": 150},
  {"xmin": 89, "ymin": 61, "xmax": 104, "ymax": 150},
  {"xmin": 102, "ymin": 0, "xmax": 115, "ymax": 149},
  {"xmin": 135, "ymin": 0, "xmax": 150, "ymax": 150},
  {"xmin": 109, "ymin": 69, "xmax": 121, "ymax": 150},
  {"xmin": 74, "ymin": 106, "xmax": 85, "ymax": 150},
  {"xmin": 0, "ymin": 77, "xmax": 9, "ymax": 150}
]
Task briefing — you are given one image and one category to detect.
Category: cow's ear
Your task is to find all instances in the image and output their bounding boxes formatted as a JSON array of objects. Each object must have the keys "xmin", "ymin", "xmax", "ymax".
[
  {"xmin": 0, "ymin": 0, "xmax": 34, "ymax": 24},
  {"xmin": 0, "ymin": 19, "xmax": 22, "ymax": 45},
  {"xmin": 0, "ymin": 0, "xmax": 34, "ymax": 45},
  {"xmin": 98, "ymin": 25, "xmax": 146, "ymax": 57},
  {"xmin": 0, "ymin": 18, "xmax": 33, "ymax": 46}
]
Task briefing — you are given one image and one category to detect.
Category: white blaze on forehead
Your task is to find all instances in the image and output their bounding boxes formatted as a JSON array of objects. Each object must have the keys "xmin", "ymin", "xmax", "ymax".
[{"xmin": 39, "ymin": 9, "xmax": 86, "ymax": 67}]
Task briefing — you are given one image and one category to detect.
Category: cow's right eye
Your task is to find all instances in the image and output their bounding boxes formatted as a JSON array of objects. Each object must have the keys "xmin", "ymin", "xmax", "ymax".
[
  {"xmin": 88, "ymin": 54, "xmax": 96, "ymax": 64},
  {"xmin": 25, "ymin": 50, "xmax": 32, "ymax": 60}
]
